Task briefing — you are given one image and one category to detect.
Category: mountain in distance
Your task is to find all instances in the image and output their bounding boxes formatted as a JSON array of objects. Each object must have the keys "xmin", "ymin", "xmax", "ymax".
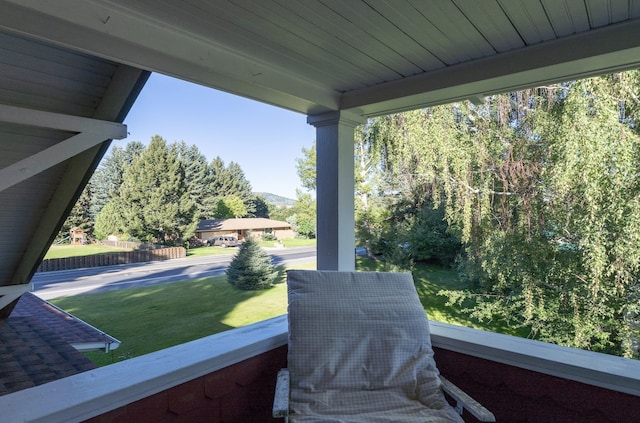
[{"xmin": 255, "ymin": 192, "xmax": 295, "ymax": 207}]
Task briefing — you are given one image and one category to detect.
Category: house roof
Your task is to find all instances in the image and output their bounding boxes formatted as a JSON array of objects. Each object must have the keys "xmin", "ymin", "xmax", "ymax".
[
  {"xmin": 0, "ymin": 293, "xmax": 119, "ymax": 397},
  {"xmin": 11, "ymin": 293, "xmax": 120, "ymax": 353},
  {"xmin": 0, "ymin": 316, "xmax": 97, "ymax": 397},
  {"xmin": 196, "ymin": 218, "xmax": 292, "ymax": 232}
]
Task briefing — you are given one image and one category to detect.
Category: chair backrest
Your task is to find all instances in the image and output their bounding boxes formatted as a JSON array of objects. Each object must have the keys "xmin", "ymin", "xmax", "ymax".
[{"xmin": 286, "ymin": 270, "xmax": 441, "ymax": 395}]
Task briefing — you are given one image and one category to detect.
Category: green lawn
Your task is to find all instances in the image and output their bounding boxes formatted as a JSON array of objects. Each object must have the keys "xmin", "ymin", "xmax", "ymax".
[
  {"xmin": 44, "ymin": 244, "xmax": 132, "ymax": 260},
  {"xmin": 46, "ymin": 239, "xmax": 527, "ymax": 368},
  {"xmin": 185, "ymin": 245, "xmax": 241, "ymax": 257},
  {"xmin": 50, "ymin": 257, "xmax": 522, "ymax": 367},
  {"xmin": 279, "ymin": 238, "xmax": 316, "ymax": 248},
  {"xmin": 50, "ymin": 261, "xmax": 316, "ymax": 366}
]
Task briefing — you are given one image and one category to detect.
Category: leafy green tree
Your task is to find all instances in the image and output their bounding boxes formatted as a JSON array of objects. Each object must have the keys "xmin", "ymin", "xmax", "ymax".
[
  {"xmin": 93, "ymin": 201, "xmax": 125, "ymax": 240},
  {"xmin": 214, "ymin": 195, "xmax": 247, "ymax": 218},
  {"xmin": 446, "ymin": 81, "xmax": 640, "ymax": 357},
  {"xmin": 406, "ymin": 203, "xmax": 461, "ymax": 266},
  {"xmin": 212, "ymin": 199, "xmax": 232, "ymax": 219},
  {"xmin": 115, "ymin": 136, "xmax": 198, "ymax": 245},
  {"xmin": 364, "ymin": 72, "xmax": 640, "ymax": 357},
  {"xmin": 288, "ymin": 190, "xmax": 316, "ymax": 238},
  {"xmin": 269, "ymin": 205, "xmax": 296, "ymax": 223},
  {"xmin": 295, "ymin": 140, "xmax": 316, "ymax": 191},
  {"xmin": 226, "ymin": 236, "xmax": 278, "ymax": 290},
  {"xmin": 225, "ymin": 195, "xmax": 248, "ymax": 218},
  {"xmin": 355, "ymin": 201, "xmax": 390, "ymax": 256}
]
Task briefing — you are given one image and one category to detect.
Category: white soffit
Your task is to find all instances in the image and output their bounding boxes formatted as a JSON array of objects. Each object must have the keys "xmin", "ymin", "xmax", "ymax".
[{"xmin": 1, "ymin": 1, "xmax": 639, "ymax": 117}]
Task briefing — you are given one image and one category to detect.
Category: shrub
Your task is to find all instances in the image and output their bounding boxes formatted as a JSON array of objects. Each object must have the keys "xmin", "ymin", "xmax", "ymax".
[
  {"xmin": 407, "ymin": 205, "xmax": 462, "ymax": 267},
  {"xmin": 226, "ymin": 237, "xmax": 278, "ymax": 290},
  {"xmin": 262, "ymin": 233, "xmax": 277, "ymax": 241}
]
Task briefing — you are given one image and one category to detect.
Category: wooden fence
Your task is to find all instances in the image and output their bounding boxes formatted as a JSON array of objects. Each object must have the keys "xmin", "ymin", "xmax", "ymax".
[
  {"xmin": 99, "ymin": 240, "xmax": 152, "ymax": 250},
  {"xmin": 37, "ymin": 247, "xmax": 186, "ymax": 272}
]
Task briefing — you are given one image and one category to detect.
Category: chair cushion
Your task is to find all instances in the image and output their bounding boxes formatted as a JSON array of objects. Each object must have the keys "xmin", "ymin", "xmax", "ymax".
[{"xmin": 286, "ymin": 270, "xmax": 463, "ymax": 422}]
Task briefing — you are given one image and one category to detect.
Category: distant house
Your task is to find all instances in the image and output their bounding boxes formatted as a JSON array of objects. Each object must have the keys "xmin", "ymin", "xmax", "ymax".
[{"xmin": 195, "ymin": 218, "xmax": 295, "ymax": 243}]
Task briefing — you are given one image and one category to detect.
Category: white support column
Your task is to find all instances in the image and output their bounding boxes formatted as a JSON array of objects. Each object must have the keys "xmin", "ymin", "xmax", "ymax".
[{"xmin": 308, "ymin": 111, "xmax": 366, "ymax": 271}]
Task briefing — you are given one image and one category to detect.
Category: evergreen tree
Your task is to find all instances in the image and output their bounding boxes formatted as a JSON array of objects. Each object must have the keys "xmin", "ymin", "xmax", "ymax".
[
  {"xmin": 90, "ymin": 141, "xmax": 145, "ymax": 218},
  {"xmin": 58, "ymin": 181, "xmax": 95, "ymax": 240},
  {"xmin": 115, "ymin": 136, "xmax": 198, "ymax": 245},
  {"xmin": 226, "ymin": 236, "xmax": 278, "ymax": 290},
  {"xmin": 226, "ymin": 161, "xmax": 255, "ymax": 214},
  {"xmin": 93, "ymin": 201, "xmax": 125, "ymax": 240},
  {"xmin": 170, "ymin": 140, "xmax": 209, "ymax": 216},
  {"xmin": 202, "ymin": 156, "xmax": 254, "ymax": 218},
  {"xmin": 251, "ymin": 194, "xmax": 271, "ymax": 218}
]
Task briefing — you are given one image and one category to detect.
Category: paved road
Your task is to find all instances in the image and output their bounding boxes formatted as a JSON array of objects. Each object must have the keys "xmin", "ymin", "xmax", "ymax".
[{"xmin": 32, "ymin": 246, "xmax": 316, "ymax": 300}]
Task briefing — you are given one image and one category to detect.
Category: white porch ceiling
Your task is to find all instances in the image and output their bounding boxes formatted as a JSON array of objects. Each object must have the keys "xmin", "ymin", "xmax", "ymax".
[{"xmin": 2, "ymin": 0, "xmax": 640, "ymax": 117}]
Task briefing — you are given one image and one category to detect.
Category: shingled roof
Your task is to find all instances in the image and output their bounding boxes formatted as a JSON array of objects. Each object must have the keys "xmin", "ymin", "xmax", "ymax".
[
  {"xmin": 0, "ymin": 316, "xmax": 97, "ymax": 396},
  {"xmin": 11, "ymin": 293, "xmax": 120, "ymax": 353},
  {"xmin": 0, "ymin": 294, "xmax": 120, "ymax": 397}
]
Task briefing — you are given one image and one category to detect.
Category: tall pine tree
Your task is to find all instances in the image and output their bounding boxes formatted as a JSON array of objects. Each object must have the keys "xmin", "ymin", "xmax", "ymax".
[
  {"xmin": 170, "ymin": 140, "xmax": 210, "ymax": 217},
  {"xmin": 115, "ymin": 136, "xmax": 198, "ymax": 245},
  {"xmin": 202, "ymin": 156, "xmax": 255, "ymax": 218},
  {"xmin": 90, "ymin": 141, "xmax": 145, "ymax": 218},
  {"xmin": 58, "ymin": 181, "xmax": 95, "ymax": 241}
]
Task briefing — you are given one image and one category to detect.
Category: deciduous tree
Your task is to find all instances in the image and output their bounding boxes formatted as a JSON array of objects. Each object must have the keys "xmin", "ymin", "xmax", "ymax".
[
  {"xmin": 295, "ymin": 140, "xmax": 316, "ymax": 191},
  {"xmin": 288, "ymin": 190, "xmax": 316, "ymax": 238},
  {"xmin": 364, "ymin": 72, "xmax": 640, "ymax": 357}
]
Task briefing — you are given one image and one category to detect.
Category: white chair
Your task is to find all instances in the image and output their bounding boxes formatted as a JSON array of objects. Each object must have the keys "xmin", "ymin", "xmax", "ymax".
[{"xmin": 273, "ymin": 270, "xmax": 495, "ymax": 422}]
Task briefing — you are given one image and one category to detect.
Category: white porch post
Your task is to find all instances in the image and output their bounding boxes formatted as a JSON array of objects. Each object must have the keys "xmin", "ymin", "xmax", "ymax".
[{"xmin": 307, "ymin": 111, "xmax": 366, "ymax": 271}]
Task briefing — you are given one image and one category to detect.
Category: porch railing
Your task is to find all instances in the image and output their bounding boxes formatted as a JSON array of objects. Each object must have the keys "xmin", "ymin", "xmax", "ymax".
[{"xmin": 1, "ymin": 315, "xmax": 638, "ymax": 422}]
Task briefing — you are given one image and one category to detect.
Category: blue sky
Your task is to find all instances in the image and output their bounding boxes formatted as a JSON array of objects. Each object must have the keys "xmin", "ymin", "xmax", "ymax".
[{"xmin": 120, "ymin": 73, "xmax": 316, "ymax": 199}]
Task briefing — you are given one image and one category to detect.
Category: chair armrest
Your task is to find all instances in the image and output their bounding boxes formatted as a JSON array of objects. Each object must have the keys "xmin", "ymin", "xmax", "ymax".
[
  {"xmin": 440, "ymin": 376, "xmax": 496, "ymax": 422},
  {"xmin": 273, "ymin": 368, "xmax": 290, "ymax": 419}
]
